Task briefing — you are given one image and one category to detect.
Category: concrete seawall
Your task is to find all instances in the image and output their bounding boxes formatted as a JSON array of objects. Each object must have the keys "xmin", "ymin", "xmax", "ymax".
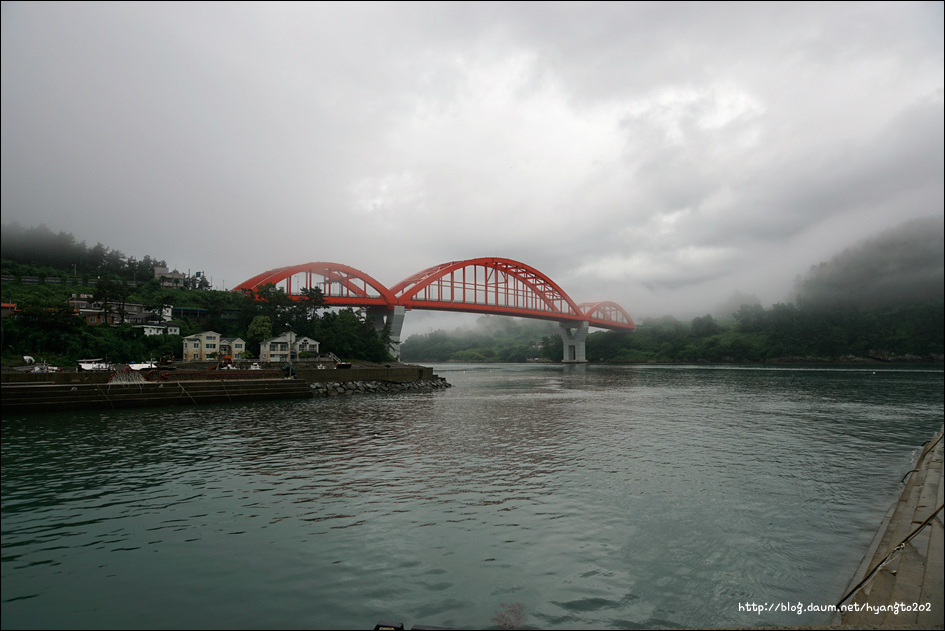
[
  {"xmin": 0, "ymin": 363, "xmax": 435, "ymax": 385},
  {"xmin": 1, "ymin": 364, "xmax": 446, "ymax": 413},
  {"xmin": 836, "ymin": 425, "xmax": 944, "ymax": 629},
  {"xmin": 0, "ymin": 379, "xmax": 315, "ymax": 414}
]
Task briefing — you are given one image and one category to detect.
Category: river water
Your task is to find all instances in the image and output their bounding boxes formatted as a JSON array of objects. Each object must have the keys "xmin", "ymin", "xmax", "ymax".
[{"xmin": 2, "ymin": 363, "xmax": 942, "ymax": 630}]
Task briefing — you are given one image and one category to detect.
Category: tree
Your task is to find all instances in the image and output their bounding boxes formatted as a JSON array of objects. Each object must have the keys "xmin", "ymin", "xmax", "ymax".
[
  {"xmin": 734, "ymin": 303, "xmax": 766, "ymax": 333},
  {"xmin": 295, "ymin": 287, "xmax": 326, "ymax": 321},
  {"xmin": 538, "ymin": 335, "xmax": 561, "ymax": 361},
  {"xmin": 246, "ymin": 315, "xmax": 273, "ymax": 356},
  {"xmin": 142, "ymin": 289, "xmax": 175, "ymax": 319},
  {"xmin": 690, "ymin": 314, "xmax": 721, "ymax": 337},
  {"xmin": 92, "ymin": 276, "xmax": 133, "ymax": 324},
  {"xmin": 314, "ymin": 309, "xmax": 390, "ymax": 362},
  {"xmin": 247, "ymin": 283, "xmax": 295, "ymax": 325}
]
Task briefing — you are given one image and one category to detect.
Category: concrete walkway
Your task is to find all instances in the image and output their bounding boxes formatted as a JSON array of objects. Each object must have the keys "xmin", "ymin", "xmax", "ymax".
[{"xmin": 836, "ymin": 425, "xmax": 944, "ymax": 629}]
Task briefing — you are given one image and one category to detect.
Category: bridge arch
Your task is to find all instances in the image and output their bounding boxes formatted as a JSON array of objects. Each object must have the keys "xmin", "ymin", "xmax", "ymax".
[
  {"xmin": 391, "ymin": 257, "xmax": 585, "ymax": 322},
  {"xmin": 231, "ymin": 261, "xmax": 397, "ymax": 308},
  {"xmin": 579, "ymin": 301, "xmax": 636, "ymax": 330},
  {"xmin": 232, "ymin": 257, "xmax": 635, "ymax": 361}
]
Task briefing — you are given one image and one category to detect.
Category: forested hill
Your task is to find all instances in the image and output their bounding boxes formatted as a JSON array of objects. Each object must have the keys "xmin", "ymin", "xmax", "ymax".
[
  {"xmin": 2, "ymin": 218, "xmax": 941, "ymax": 364},
  {"xmin": 792, "ymin": 216, "xmax": 944, "ymax": 308},
  {"xmin": 402, "ymin": 217, "xmax": 944, "ymax": 363},
  {"xmin": 401, "ymin": 317, "xmax": 560, "ymax": 363},
  {"xmin": 0, "ymin": 224, "xmax": 394, "ymax": 365},
  {"xmin": 1, "ymin": 222, "xmax": 168, "ymax": 280}
]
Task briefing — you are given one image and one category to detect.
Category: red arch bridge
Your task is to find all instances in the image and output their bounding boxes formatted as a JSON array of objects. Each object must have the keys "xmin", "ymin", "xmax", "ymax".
[{"xmin": 232, "ymin": 257, "xmax": 635, "ymax": 362}]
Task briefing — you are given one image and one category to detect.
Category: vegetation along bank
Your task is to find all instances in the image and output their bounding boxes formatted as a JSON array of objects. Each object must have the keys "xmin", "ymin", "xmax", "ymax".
[{"xmin": 2, "ymin": 218, "xmax": 942, "ymax": 367}]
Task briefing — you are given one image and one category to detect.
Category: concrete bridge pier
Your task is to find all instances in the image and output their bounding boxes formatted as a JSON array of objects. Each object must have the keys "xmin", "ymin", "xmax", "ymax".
[
  {"xmin": 559, "ymin": 321, "xmax": 588, "ymax": 363},
  {"xmin": 369, "ymin": 305, "xmax": 406, "ymax": 359}
]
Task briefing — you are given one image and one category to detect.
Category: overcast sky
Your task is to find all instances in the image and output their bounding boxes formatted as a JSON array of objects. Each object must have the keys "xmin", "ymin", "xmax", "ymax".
[{"xmin": 2, "ymin": 1, "xmax": 943, "ymax": 334}]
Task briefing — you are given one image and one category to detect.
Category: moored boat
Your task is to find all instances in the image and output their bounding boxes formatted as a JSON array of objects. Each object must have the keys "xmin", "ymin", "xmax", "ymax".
[
  {"xmin": 78, "ymin": 358, "xmax": 113, "ymax": 372},
  {"xmin": 129, "ymin": 359, "xmax": 158, "ymax": 371}
]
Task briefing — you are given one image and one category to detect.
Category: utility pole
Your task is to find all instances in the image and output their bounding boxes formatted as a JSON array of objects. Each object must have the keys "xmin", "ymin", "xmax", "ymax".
[{"xmin": 285, "ymin": 323, "xmax": 294, "ymax": 374}]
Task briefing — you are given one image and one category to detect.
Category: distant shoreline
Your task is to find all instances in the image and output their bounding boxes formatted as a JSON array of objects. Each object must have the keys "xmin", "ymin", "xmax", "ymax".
[{"xmin": 406, "ymin": 355, "xmax": 945, "ymax": 365}]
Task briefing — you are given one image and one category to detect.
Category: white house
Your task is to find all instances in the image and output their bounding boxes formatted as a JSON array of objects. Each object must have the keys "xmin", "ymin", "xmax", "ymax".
[
  {"xmin": 259, "ymin": 332, "xmax": 320, "ymax": 362},
  {"xmin": 296, "ymin": 336, "xmax": 320, "ymax": 357},
  {"xmin": 220, "ymin": 337, "xmax": 246, "ymax": 360},
  {"xmin": 182, "ymin": 331, "xmax": 221, "ymax": 361}
]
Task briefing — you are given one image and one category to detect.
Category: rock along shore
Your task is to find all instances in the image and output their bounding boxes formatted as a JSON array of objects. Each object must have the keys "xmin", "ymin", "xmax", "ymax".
[{"xmin": 308, "ymin": 377, "xmax": 452, "ymax": 397}]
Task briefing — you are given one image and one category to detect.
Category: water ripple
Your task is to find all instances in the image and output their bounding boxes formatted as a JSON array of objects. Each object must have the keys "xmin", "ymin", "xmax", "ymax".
[{"xmin": 2, "ymin": 365, "xmax": 941, "ymax": 629}]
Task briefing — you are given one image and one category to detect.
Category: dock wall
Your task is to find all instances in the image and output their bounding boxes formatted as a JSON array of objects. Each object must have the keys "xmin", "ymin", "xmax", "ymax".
[
  {"xmin": 1, "ymin": 379, "xmax": 314, "ymax": 414},
  {"xmin": 1, "ymin": 365, "xmax": 442, "ymax": 414},
  {"xmin": 1, "ymin": 364, "xmax": 434, "ymax": 385},
  {"xmin": 837, "ymin": 424, "xmax": 944, "ymax": 628}
]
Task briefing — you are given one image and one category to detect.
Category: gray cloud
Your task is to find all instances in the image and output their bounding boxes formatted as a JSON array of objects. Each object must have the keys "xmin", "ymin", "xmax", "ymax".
[{"xmin": 2, "ymin": 1, "xmax": 942, "ymax": 332}]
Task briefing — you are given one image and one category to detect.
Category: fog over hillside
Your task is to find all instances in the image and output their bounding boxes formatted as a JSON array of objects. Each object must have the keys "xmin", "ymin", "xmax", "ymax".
[
  {"xmin": 4, "ymin": 3, "xmax": 942, "ymax": 326},
  {"xmin": 405, "ymin": 216, "xmax": 945, "ymax": 339},
  {"xmin": 791, "ymin": 216, "xmax": 944, "ymax": 308},
  {"xmin": 2, "ymin": 216, "xmax": 941, "ymax": 339}
]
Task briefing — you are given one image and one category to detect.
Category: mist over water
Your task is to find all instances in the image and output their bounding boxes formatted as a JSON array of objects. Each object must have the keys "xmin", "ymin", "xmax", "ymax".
[{"xmin": 2, "ymin": 364, "xmax": 942, "ymax": 630}]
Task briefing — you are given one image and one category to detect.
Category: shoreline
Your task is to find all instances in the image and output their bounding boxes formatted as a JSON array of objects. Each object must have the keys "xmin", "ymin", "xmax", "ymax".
[
  {"xmin": 0, "ymin": 363, "xmax": 451, "ymax": 413},
  {"xmin": 835, "ymin": 425, "xmax": 944, "ymax": 629},
  {"xmin": 404, "ymin": 356, "xmax": 945, "ymax": 365}
]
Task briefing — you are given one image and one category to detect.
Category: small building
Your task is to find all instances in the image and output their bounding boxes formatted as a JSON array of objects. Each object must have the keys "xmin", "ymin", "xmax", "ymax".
[
  {"xmin": 79, "ymin": 309, "xmax": 120, "ymax": 326},
  {"xmin": 121, "ymin": 301, "xmax": 146, "ymax": 317},
  {"xmin": 171, "ymin": 306, "xmax": 210, "ymax": 322},
  {"xmin": 154, "ymin": 266, "xmax": 189, "ymax": 289},
  {"xmin": 296, "ymin": 336, "xmax": 320, "ymax": 357},
  {"xmin": 182, "ymin": 330, "xmax": 222, "ymax": 361},
  {"xmin": 260, "ymin": 334, "xmax": 291, "ymax": 363},
  {"xmin": 259, "ymin": 332, "xmax": 319, "ymax": 363},
  {"xmin": 220, "ymin": 337, "xmax": 246, "ymax": 360},
  {"xmin": 125, "ymin": 311, "xmax": 163, "ymax": 326},
  {"xmin": 68, "ymin": 296, "xmax": 146, "ymax": 326}
]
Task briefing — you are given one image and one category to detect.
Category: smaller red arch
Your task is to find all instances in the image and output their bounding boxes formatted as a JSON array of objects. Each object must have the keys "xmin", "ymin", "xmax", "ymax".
[
  {"xmin": 232, "ymin": 262, "xmax": 398, "ymax": 307},
  {"xmin": 579, "ymin": 301, "xmax": 636, "ymax": 330}
]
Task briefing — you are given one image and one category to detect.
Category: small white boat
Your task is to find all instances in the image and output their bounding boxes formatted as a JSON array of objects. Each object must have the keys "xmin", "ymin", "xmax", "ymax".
[
  {"xmin": 129, "ymin": 359, "xmax": 158, "ymax": 371},
  {"xmin": 78, "ymin": 359, "xmax": 113, "ymax": 371},
  {"xmin": 22, "ymin": 356, "xmax": 60, "ymax": 372},
  {"xmin": 29, "ymin": 362, "xmax": 61, "ymax": 373}
]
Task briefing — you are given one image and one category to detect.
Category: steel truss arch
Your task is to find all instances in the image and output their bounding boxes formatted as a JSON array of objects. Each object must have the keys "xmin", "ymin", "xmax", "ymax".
[
  {"xmin": 392, "ymin": 257, "xmax": 585, "ymax": 321},
  {"xmin": 579, "ymin": 301, "xmax": 636, "ymax": 330},
  {"xmin": 231, "ymin": 262, "xmax": 397, "ymax": 307},
  {"xmin": 232, "ymin": 258, "xmax": 636, "ymax": 332}
]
